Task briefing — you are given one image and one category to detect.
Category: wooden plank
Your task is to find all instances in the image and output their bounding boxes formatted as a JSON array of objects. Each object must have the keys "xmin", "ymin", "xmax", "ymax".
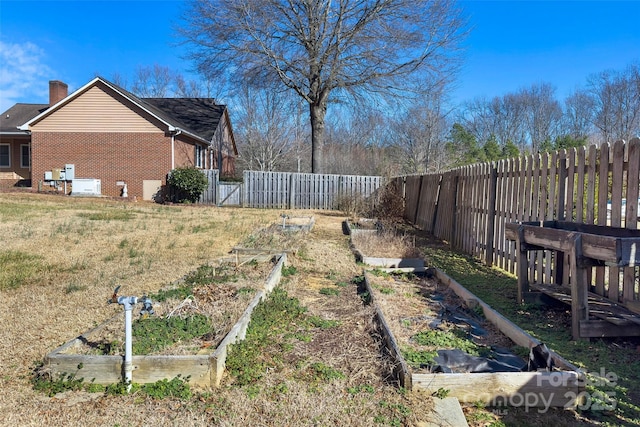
[
  {"xmin": 508, "ymin": 158, "xmax": 519, "ymax": 272},
  {"xmin": 570, "ymin": 234, "xmax": 589, "ymax": 340},
  {"xmin": 517, "ymin": 156, "xmax": 527, "ymax": 222},
  {"xmin": 133, "ymin": 355, "xmax": 212, "ymax": 386},
  {"xmin": 609, "ymin": 141, "xmax": 625, "ymax": 302},
  {"xmin": 363, "ymin": 271, "xmax": 412, "ymax": 389},
  {"xmin": 579, "ymin": 320, "xmax": 640, "ymax": 338},
  {"xmin": 485, "ymin": 165, "xmax": 498, "ymax": 266},
  {"xmin": 531, "ymin": 283, "xmax": 640, "ymax": 327},
  {"xmin": 538, "ymin": 153, "xmax": 555, "ymax": 282},
  {"xmin": 576, "ymin": 146, "xmax": 586, "ymax": 223},
  {"xmin": 45, "ymin": 354, "xmax": 124, "ymax": 384},
  {"xmin": 623, "ymin": 138, "xmax": 640, "ymax": 306},
  {"xmin": 531, "ymin": 154, "xmax": 542, "ymax": 283},
  {"xmin": 524, "ymin": 154, "xmax": 534, "ymax": 222},
  {"xmin": 586, "ymin": 145, "xmax": 597, "ymax": 225},
  {"xmin": 413, "ymin": 371, "xmax": 582, "ymax": 407},
  {"xmin": 495, "ymin": 160, "xmax": 506, "ymax": 270}
]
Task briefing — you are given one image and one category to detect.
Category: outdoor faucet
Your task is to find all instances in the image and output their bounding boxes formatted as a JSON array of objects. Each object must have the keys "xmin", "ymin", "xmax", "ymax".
[
  {"xmin": 281, "ymin": 213, "xmax": 289, "ymax": 228},
  {"xmin": 140, "ymin": 294, "xmax": 154, "ymax": 317},
  {"xmin": 106, "ymin": 285, "xmax": 142, "ymax": 391}
]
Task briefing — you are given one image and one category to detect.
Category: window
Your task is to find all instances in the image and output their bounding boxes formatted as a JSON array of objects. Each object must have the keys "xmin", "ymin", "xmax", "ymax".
[
  {"xmin": 20, "ymin": 144, "xmax": 30, "ymax": 168},
  {"xmin": 0, "ymin": 144, "xmax": 9, "ymax": 167},
  {"xmin": 195, "ymin": 145, "xmax": 204, "ymax": 168}
]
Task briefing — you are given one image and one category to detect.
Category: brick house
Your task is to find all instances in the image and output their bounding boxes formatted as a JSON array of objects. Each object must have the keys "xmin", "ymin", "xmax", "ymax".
[{"xmin": 0, "ymin": 77, "xmax": 237, "ymax": 200}]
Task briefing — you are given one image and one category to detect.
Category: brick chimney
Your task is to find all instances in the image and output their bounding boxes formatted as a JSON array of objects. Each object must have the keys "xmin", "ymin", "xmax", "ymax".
[{"xmin": 49, "ymin": 80, "xmax": 68, "ymax": 106}]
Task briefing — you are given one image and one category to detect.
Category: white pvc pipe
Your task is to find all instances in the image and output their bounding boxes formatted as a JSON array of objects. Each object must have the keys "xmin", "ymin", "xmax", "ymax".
[
  {"xmin": 124, "ymin": 306, "xmax": 133, "ymax": 390},
  {"xmin": 118, "ymin": 296, "xmax": 138, "ymax": 392}
]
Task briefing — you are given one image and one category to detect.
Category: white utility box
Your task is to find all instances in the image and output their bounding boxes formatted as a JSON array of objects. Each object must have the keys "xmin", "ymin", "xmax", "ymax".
[{"xmin": 71, "ymin": 179, "xmax": 101, "ymax": 196}]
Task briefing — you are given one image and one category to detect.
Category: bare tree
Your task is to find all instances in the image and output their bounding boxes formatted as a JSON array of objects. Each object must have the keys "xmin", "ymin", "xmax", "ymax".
[
  {"xmin": 174, "ymin": 75, "xmax": 204, "ymax": 97},
  {"xmin": 461, "ymin": 94, "xmax": 527, "ymax": 150},
  {"xmin": 236, "ymin": 85, "xmax": 302, "ymax": 171},
  {"xmin": 521, "ymin": 83, "xmax": 563, "ymax": 152},
  {"xmin": 132, "ymin": 64, "xmax": 174, "ymax": 97},
  {"xmin": 180, "ymin": 0, "xmax": 467, "ymax": 173},
  {"xmin": 391, "ymin": 89, "xmax": 450, "ymax": 174},
  {"xmin": 110, "ymin": 72, "xmax": 129, "ymax": 90},
  {"xmin": 323, "ymin": 108, "xmax": 391, "ymax": 175},
  {"xmin": 563, "ymin": 89, "xmax": 595, "ymax": 141},
  {"xmin": 587, "ymin": 63, "xmax": 640, "ymax": 142}
]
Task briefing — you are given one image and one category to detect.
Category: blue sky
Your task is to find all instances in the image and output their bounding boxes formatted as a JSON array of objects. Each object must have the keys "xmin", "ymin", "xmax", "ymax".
[{"xmin": 1, "ymin": 0, "xmax": 639, "ymax": 113}]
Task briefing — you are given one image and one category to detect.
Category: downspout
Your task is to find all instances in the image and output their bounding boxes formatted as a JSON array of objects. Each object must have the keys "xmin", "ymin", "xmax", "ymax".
[{"xmin": 170, "ymin": 128, "xmax": 182, "ymax": 170}]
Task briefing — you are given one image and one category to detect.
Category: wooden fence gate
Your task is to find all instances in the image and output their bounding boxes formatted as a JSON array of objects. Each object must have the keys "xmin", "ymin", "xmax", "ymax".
[{"xmin": 218, "ymin": 183, "xmax": 243, "ymax": 206}]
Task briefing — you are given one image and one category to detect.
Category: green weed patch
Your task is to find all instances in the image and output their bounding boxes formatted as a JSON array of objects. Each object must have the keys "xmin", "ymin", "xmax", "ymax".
[
  {"xmin": 225, "ymin": 287, "xmax": 308, "ymax": 386},
  {"xmin": 132, "ymin": 314, "xmax": 212, "ymax": 354}
]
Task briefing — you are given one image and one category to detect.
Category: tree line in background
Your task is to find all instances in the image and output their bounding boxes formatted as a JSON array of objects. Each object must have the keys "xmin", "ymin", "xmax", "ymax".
[{"xmin": 119, "ymin": 59, "xmax": 639, "ymax": 178}]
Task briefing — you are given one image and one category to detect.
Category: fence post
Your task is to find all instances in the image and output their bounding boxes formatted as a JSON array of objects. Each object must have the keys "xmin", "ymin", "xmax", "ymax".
[
  {"xmin": 413, "ymin": 175, "xmax": 424, "ymax": 225},
  {"xmin": 287, "ymin": 173, "xmax": 292, "ymax": 209},
  {"xmin": 451, "ymin": 173, "xmax": 460, "ymax": 247},
  {"xmin": 485, "ymin": 164, "xmax": 498, "ymax": 266},
  {"xmin": 555, "ymin": 150, "xmax": 567, "ymax": 284}
]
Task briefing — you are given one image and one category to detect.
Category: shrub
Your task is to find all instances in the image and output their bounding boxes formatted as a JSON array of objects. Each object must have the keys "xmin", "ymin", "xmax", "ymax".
[{"xmin": 167, "ymin": 167, "xmax": 209, "ymax": 203}]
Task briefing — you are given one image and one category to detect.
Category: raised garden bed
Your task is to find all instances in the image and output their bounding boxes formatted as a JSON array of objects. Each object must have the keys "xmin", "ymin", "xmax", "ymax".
[
  {"xmin": 345, "ymin": 218, "xmax": 425, "ymax": 270},
  {"xmin": 364, "ymin": 268, "xmax": 584, "ymax": 408},
  {"xmin": 232, "ymin": 215, "xmax": 315, "ymax": 256},
  {"xmin": 44, "ymin": 253, "xmax": 288, "ymax": 389}
]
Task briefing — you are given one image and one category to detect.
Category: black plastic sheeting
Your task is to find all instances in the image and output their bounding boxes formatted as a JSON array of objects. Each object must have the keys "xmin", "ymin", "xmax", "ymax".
[
  {"xmin": 419, "ymin": 292, "xmax": 549, "ymax": 374},
  {"xmin": 431, "ymin": 348, "xmax": 527, "ymax": 373}
]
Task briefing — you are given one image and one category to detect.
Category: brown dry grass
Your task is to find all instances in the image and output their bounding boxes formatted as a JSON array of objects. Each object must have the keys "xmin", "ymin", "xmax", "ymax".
[
  {"xmin": 0, "ymin": 193, "xmax": 435, "ymax": 426},
  {"xmin": 350, "ymin": 229, "xmax": 422, "ymax": 258}
]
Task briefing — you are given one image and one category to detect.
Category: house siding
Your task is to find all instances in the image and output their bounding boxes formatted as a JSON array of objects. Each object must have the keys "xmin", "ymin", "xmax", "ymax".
[
  {"xmin": 31, "ymin": 131, "xmax": 171, "ymax": 199},
  {"xmin": 31, "ymin": 85, "xmax": 163, "ymax": 133}
]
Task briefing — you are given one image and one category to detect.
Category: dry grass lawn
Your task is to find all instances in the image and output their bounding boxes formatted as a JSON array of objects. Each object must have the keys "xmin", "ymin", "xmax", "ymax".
[{"xmin": 0, "ymin": 193, "xmax": 434, "ymax": 426}]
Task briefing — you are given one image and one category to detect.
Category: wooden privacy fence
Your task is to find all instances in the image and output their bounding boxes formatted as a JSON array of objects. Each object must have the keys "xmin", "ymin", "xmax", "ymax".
[
  {"xmin": 396, "ymin": 138, "xmax": 640, "ymax": 311},
  {"xmin": 243, "ymin": 171, "xmax": 383, "ymax": 209},
  {"xmin": 199, "ymin": 169, "xmax": 382, "ymax": 208},
  {"xmin": 199, "ymin": 170, "xmax": 219, "ymax": 205}
]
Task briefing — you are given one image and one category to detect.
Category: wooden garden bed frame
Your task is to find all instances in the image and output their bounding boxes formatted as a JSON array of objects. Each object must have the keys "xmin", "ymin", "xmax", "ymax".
[
  {"xmin": 345, "ymin": 219, "xmax": 426, "ymax": 270},
  {"xmin": 364, "ymin": 269, "xmax": 585, "ymax": 408},
  {"xmin": 44, "ymin": 253, "xmax": 288, "ymax": 389}
]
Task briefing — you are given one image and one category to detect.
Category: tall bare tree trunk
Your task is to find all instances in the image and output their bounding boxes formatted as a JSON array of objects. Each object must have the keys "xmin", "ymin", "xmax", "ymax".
[{"xmin": 310, "ymin": 100, "xmax": 327, "ymax": 173}]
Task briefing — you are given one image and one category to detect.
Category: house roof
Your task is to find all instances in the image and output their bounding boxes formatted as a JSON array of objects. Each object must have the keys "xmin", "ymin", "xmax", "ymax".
[
  {"xmin": 0, "ymin": 103, "xmax": 48, "ymax": 135},
  {"xmin": 18, "ymin": 77, "xmax": 234, "ymax": 148},
  {"xmin": 143, "ymin": 98, "xmax": 226, "ymax": 143}
]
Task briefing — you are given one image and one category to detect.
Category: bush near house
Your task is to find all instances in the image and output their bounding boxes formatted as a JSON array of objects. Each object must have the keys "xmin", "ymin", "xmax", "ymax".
[{"xmin": 167, "ymin": 167, "xmax": 208, "ymax": 203}]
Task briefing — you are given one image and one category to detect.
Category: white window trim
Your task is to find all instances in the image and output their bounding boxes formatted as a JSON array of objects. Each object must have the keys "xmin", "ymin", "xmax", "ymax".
[
  {"xmin": 0, "ymin": 143, "xmax": 10, "ymax": 168},
  {"xmin": 20, "ymin": 144, "xmax": 30, "ymax": 169},
  {"xmin": 195, "ymin": 145, "xmax": 204, "ymax": 168}
]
